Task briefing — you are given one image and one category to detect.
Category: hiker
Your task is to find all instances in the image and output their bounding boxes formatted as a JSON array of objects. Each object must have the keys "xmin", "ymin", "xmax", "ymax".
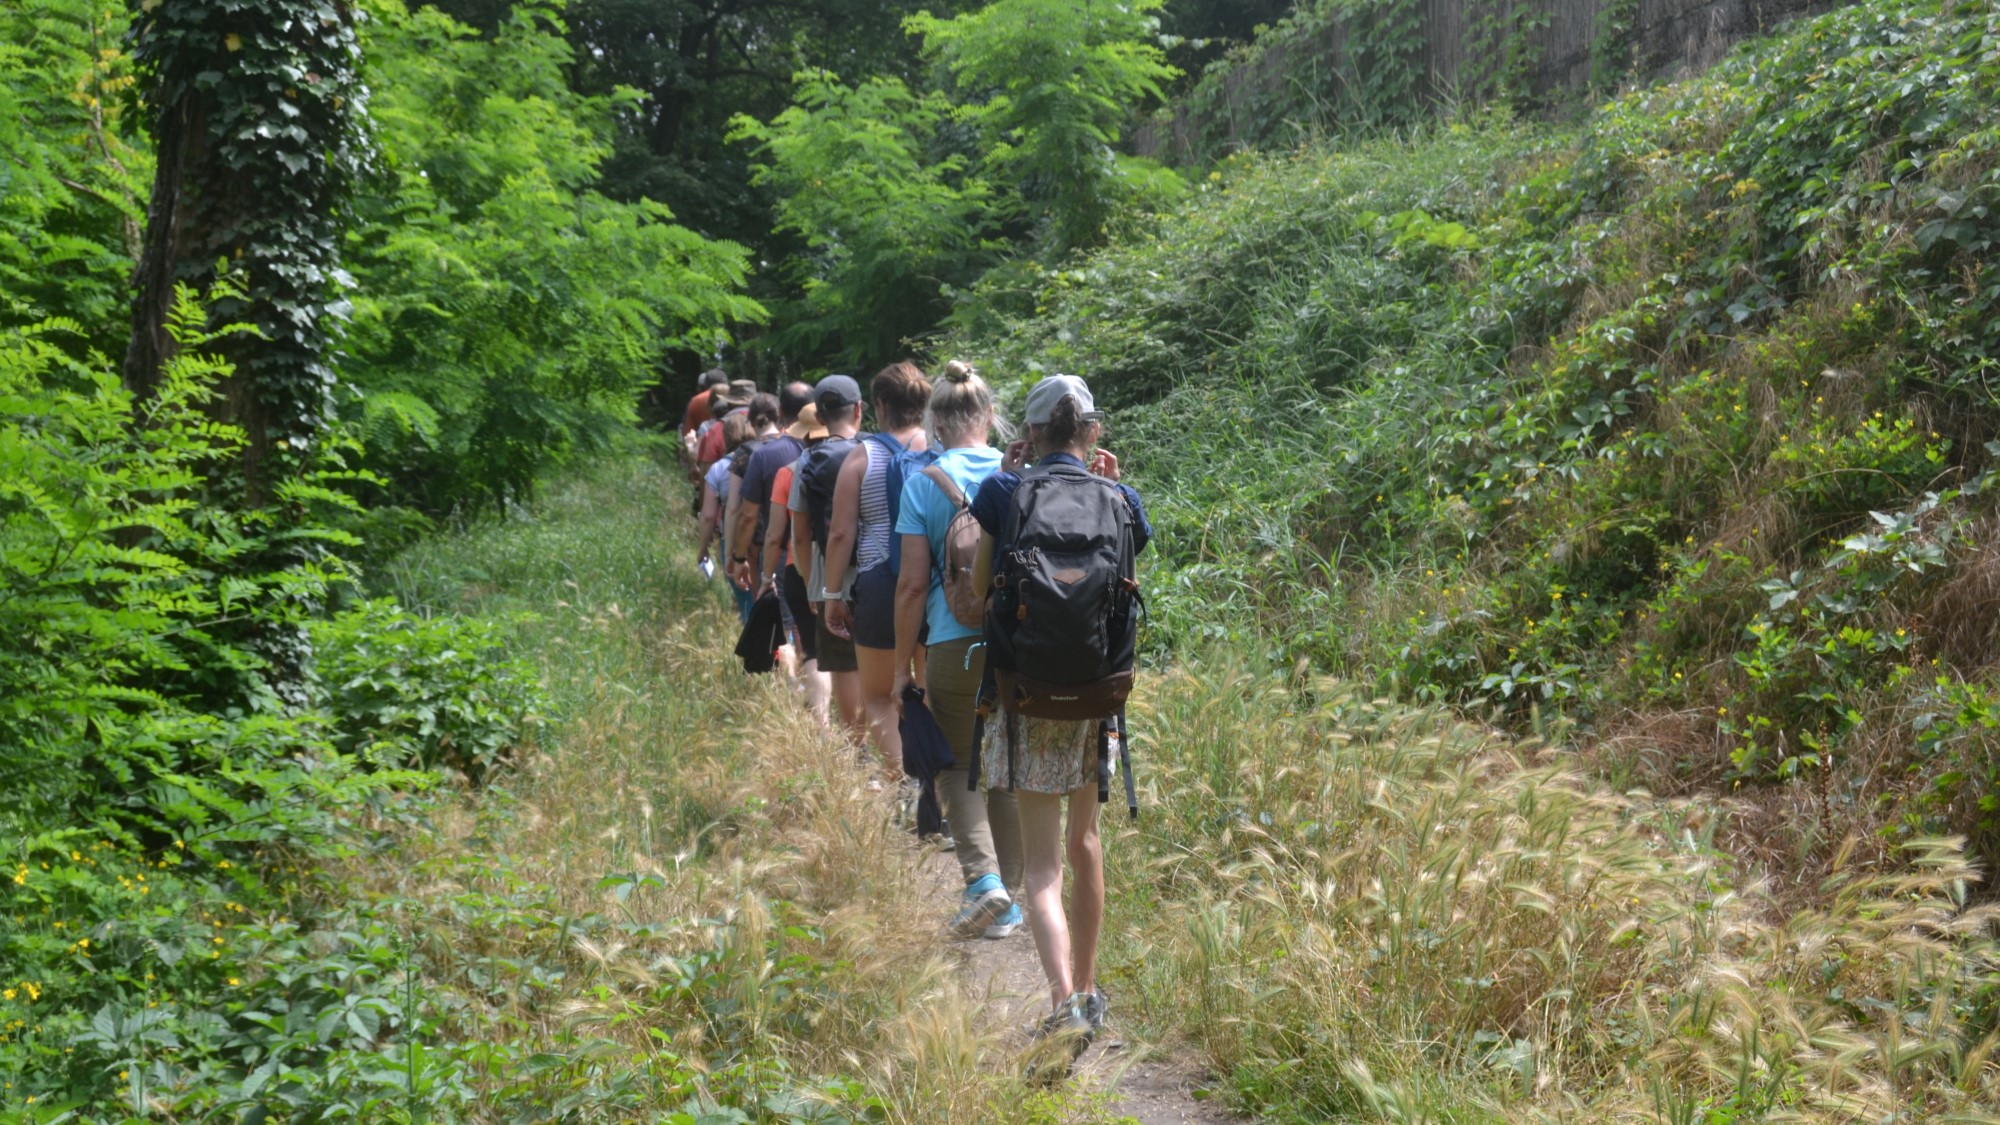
[
  {"xmin": 732, "ymin": 381, "xmax": 810, "ymax": 598},
  {"xmin": 761, "ymin": 399, "xmax": 830, "ymax": 716},
  {"xmin": 822, "ymin": 362, "xmax": 933, "ymax": 788},
  {"xmin": 681, "ymin": 368, "xmax": 728, "ymax": 461},
  {"xmin": 697, "ymin": 410, "xmax": 755, "ymax": 583},
  {"xmin": 697, "ymin": 378, "xmax": 757, "ymax": 480},
  {"xmin": 971, "ymin": 373, "xmax": 1150, "ymax": 1073},
  {"xmin": 892, "ymin": 361, "xmax": 1023, "ymax": 941},
  {"xmin": 721, "ymin": 391, "xmax": 780, "ymax": 624},
  {"xmin": 790, "ymin": 374, "xmax": 869, "ymax": 745}
]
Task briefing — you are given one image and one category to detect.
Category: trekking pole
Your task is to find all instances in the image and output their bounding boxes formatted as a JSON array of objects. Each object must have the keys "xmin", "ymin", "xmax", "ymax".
[{"xmin": 1116, "ymin": 711, "xmax": 1137, "ymax": 821}]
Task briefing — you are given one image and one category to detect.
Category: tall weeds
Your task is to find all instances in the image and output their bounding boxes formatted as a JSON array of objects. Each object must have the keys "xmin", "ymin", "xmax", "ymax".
[
  {"xmin": 345, "ymin": 449, "xmax": 1081, "ymax": 1123},
  {"xmin": 1107, "ymin": 659, "xmax": 2000, "ymax": 1121}
]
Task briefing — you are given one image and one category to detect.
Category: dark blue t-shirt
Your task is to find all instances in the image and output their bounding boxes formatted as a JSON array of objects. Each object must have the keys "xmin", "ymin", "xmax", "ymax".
[
  {"xmin": 969, "ymin": 452, "xmax": 1152, "ymax": 560},
  {"xmin": 740, "ymin": 434, "xmax": 803, "ymax": 548}
]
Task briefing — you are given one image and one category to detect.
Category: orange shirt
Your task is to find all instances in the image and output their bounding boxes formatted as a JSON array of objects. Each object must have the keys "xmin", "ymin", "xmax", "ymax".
[
  {"xmin": 682, "ymin": 390, "xmax": 714, "ymax": 436},
  {"xmin": 769, "ymin": 464, "xmax": 794, "ymax": 568}
]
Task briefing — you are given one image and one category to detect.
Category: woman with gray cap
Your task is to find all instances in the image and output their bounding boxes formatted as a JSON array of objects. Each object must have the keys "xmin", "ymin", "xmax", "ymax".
[{"xmin": 969, "ymin": 373, "xmax": 1151, "ymax": 1077}]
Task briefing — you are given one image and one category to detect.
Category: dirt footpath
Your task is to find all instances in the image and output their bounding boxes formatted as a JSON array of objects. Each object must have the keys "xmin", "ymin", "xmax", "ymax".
[{"xmin": 926, "ymin": 850, "xmax": 1244, "ymax": 1125}]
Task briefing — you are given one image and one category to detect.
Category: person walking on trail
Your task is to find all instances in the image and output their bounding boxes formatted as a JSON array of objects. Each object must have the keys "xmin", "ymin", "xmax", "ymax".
[
  {"xmin": 764, "ymin": 401, "xmax": 830, "ymax": 716},
  {"xmin": 822, "ymin": 362, "xmax": 932, "ymax": 789},
  {"xmin": 969, "ymin": 374, "xmax": 1151, "ymax": 1075},
  {"xmin": 789, "ymin": 374, "xmax": 869, "ymax": 746},
  {"xmin": 720, "ymin": 392, "xmax": 779, "ymax": 625},
  {"xmin": 696, "ymin": 411, "xmax": 755, "ymax": 584},
  {"xmin": 681, "ymin": 368, "xmax": 727, "ymax": 453},
  {"xmin": 732, "ymin": 380, "xmax": 809, "ymax": 599},
  {"xmin": 893, "ymin": 361, "xmax": 1024, "ymax": 941},
  {"xmin": 697, "ymin": 378, "xmax": 757, "ymax": 478}
]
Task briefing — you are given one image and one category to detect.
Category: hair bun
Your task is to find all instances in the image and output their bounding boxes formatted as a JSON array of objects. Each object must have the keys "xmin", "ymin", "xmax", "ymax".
[{"xmin": 942, "ymin": 360, "xmax": 975, "ymax": 383}]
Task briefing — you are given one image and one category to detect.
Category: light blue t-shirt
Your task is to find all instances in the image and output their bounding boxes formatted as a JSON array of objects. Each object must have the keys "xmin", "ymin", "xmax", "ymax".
[
  {"xmin": 703, "ymin": 457, "xmax": 732, "ymax": 500},
  {"xmin": 893, "ymin": 445, "xmax": 1003, "ymax": 645}
]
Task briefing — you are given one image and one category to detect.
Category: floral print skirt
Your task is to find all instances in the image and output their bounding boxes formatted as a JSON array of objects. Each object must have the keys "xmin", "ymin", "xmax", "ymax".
[{"xmin": 982, "ymin": 709, "xmax": 1100, "ymax": 795}]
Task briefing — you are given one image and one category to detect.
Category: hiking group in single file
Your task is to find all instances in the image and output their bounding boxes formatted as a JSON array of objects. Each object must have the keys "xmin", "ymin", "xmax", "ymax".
[{"xmin": 681, "ymin": 362, "xmax": 1150, "ymax": 1082}]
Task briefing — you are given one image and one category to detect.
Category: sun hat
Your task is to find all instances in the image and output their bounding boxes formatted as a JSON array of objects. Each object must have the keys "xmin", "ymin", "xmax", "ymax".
[
  {"xmin": 815, "ymin": 373, "xmax": 862, "ymax": 415},
  {"xmin": 714, "ymin": 378, "xmax": 757, "ymax": 410},
  {"xmin": 787, "ymin": 402, "xmax": 829, "ymax": 441},
  {"xmin": 1023, "ymin": 373, "xmax": 1105, "ymax": 426}
]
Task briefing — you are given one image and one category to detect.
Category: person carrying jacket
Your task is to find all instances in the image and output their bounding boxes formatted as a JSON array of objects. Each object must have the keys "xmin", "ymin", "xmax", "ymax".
[{"xmin": 892, "ymin": 361, "xmax": 1024, "ymax": 942}]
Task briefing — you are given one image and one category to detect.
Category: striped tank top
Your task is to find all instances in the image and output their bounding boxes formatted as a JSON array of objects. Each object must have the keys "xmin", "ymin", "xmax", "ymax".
[{"xmin": 856, "ymin": 434, "xmax": 906, "ymax": 570}]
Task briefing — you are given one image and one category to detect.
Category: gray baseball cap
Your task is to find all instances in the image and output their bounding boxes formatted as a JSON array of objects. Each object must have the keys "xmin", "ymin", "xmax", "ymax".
[
  {"xmin": 815, "ymin": 373, "xmax": 862, "ymax": 413},
  {"xmin": 1023, "ymin": 374, "xmax": 1105, "ymax": 425}
]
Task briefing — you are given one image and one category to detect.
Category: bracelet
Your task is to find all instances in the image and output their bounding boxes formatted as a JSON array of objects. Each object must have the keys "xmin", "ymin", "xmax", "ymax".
[
  {"xmin": 820, "ymin": 588, "xmax": 847, "ymax": 602},
  {"xmin": 732, "ymin": 555, "xmax": 748, "ymax": 564}
]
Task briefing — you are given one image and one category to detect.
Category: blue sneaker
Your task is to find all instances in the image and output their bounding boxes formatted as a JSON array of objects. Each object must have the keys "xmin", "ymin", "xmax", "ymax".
[
  {"xmin": 983, "ymin": 902, "xmax": 1023, "ymax": 939},
  {"xmin": 950, "ymin": 873, "xmax": 1011, "ymax": 939}
]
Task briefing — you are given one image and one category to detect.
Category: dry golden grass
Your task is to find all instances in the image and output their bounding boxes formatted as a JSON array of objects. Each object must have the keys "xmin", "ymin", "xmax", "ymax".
[
  {"xmin": 338, "ymin": 457, "xmax": 2000, "ymax": 1124},
  {"xmin": 1105, "ymin": 658, "xmax": 2000, "ymax": 1122},
  {"xmin": 341, "ymin": 459, "xmax": 1119, "ymax": 1124}
]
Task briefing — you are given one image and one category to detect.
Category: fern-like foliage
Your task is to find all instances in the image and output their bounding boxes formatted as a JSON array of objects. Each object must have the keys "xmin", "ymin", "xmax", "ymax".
[{"xmin": 0, "ymin": 284, "xmax": 363, "ymax": 824}]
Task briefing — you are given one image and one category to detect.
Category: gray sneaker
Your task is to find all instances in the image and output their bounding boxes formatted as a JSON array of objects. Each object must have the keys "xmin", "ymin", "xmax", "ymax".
[
  {"xmin": 1022, "ymin": 993, "xmax": 1093, "ymax": 1085},
  {"xmin": 1082, "ymin": 988, "xmax": 1109, "ymax": 1033}
]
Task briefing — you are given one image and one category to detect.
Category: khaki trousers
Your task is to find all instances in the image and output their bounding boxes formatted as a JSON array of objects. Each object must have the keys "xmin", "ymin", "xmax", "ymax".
[{"xmin": 926, "ymin": 635, "xmax": 1022, "ymax": 891}]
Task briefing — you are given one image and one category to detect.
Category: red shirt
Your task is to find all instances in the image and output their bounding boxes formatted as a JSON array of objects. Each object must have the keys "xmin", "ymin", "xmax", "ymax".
[{"xmin": 696, "ymin": 416, "xmax": 730, "ymax": 466}]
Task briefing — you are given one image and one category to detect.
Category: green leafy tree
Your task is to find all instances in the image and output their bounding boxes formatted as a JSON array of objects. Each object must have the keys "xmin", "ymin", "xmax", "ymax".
[
  {"xmin": 729, "ymin": 72, "xmax": 998, "ymax": 367},
  {"xmin": 0, "ymin": 0, "xmax": 148, "ymax": 353},
  {"xmin": 907, "ymin": 0, "xmax": 1185, "ymax": 255},
  {"xmin": 342, "ymin": 0, "xmax": 765, "ymax": 512}
]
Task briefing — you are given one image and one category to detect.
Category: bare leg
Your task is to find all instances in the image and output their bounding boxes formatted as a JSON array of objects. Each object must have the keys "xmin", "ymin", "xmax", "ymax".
[
  {"xmin": 855, "ymin": 644, "xmax": 904, "ymax": 779},
  {"xmin": 1016, "ymin": 789, "xmax": 1073, "ymax": 1011},
  {"xmin": 831, "ymin": 670, "xmax": 866, "ymax": 746},
  {"xmin": 801, "ymin": 658, "xmax": 830, "ymax": 726},
  {"xmin": 1065, "ymin": 783, "xmax": 1104, "ymax": 998}
]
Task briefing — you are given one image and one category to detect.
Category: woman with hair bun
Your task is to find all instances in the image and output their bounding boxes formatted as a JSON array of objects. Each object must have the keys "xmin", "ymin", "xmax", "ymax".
[{"xmin": 892, "ymin": 361, "xmax": 1024, "ymax": 941}]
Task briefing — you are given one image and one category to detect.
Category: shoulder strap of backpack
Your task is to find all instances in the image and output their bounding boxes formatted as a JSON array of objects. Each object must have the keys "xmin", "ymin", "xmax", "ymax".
[
  {"xmin": 920, "ymin": 464, "xmax": 969, "ymax": 510},
  {"xmin": 866, "ymin": 431, "xmax": 907, "ymax": 458}
]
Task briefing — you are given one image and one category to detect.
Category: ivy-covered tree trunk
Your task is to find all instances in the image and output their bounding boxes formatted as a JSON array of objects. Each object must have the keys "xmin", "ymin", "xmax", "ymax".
[{"xmin": 124, "ymin": 0, "xmax": 366, "ymax": 500}]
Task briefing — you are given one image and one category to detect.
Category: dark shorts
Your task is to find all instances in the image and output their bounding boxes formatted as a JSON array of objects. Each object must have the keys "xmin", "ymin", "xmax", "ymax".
[
  {"xmin": 849, "ymin": 562, "xmax": 899, "ymax": 650},
  {"xmin": 781, "ymin": 565, "xmax": 818, "ymax": 663},
  {"xmin": 816, "ymin": 614, "xmax": 857, "ymax": 672}
]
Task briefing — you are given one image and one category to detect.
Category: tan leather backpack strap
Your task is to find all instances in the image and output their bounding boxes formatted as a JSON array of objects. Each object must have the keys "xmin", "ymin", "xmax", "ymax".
[{"xmin": 921, "ymin": 464, "xmax": 968, "ymax": 509}]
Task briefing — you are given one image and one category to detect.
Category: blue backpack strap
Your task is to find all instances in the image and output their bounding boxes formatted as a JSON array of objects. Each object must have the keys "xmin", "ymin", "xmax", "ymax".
[{"xmin": 883, "ymin": 441, "xmax": 937, "ymax": 577}]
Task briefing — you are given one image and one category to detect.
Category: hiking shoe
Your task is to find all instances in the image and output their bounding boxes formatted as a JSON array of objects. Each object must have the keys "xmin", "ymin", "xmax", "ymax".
[
  {"xmin": 949, "ymin": 874, "xmax": 1010, "ymax": 939},
  {"xmin": 983, "ymin": 902, "xmax": 1023, "ymax": 940},
  {"xmin": 1081, "ymin": 988, "xmax": 1109, "ymax": 1033},
  {"xmin": 1022, "ymin": 993, "xmax": 1093, "ymax": 1085}
]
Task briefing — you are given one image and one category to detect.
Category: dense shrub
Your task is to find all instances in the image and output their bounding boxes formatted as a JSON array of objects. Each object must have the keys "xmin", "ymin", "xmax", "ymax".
[
  {"xmin": 954, "ymin": 0, "xmax": 2000, "ymax": 861},
  {"xmin": 311, "ymin": 599, "xmax": 548, "ymax": 781}
]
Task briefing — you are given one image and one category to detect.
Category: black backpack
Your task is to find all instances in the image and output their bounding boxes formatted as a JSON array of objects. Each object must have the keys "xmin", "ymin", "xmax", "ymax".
[
  {"xmin": 985, "ymin": 462, "xmax": 1139, "ymax": 720},
  {"xmin": 797, "ymin": 435, "xmax": 859, "ymax": 551}
]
